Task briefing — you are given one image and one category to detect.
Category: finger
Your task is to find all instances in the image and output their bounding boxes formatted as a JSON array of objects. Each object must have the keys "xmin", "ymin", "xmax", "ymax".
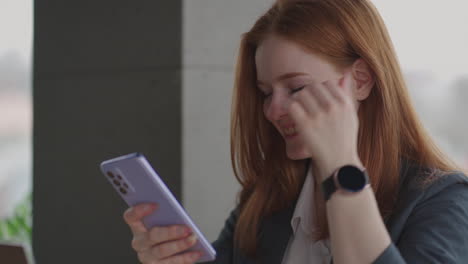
[
  {"xmin": 290, "ymin": 83, "xmax": 320, "ymax": 115},
  {"xmin": 132, "ymin": 232, "xmax": 151, "ymax": 252},
  {"xmin": 288, "ymin": 99, "xmax": 309, "ymax": 126},
  {"xmin": 148, "ymin": 225, "xmax": 192, "ymax": 245},
  {"xmin": 133, "ymin": 225, "xmax": 193, "ymax": 256},
  {"xmin": 307, "ymin": 82, "xmax": 335, "ymax": 111},
  {"xmin": 151, "ymin": 234, "xmax": 198, "ymax": 260},
  {"xmin": 123, "ymin": 203, "xmax": 158, "ymax": 235},
  {"xmin": 322, "ymin": 79, "xmax": 344, "ymax": 103},
  {"xmin": 159, "ymin": 251, "xmax": 203, "ymax": 264}
]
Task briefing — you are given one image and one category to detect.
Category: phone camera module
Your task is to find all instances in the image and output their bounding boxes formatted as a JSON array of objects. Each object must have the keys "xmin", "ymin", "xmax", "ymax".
[
  {"xmin": 113, "ymin": 179, "xmax": 121, "ymax": 187},
  {"xmin": 107, "ymin": 171, "xmax": 115, "ymax": 179},
  {"xmin": 119, "ymin": 187, "xmax": 127, "ymax": 195}
]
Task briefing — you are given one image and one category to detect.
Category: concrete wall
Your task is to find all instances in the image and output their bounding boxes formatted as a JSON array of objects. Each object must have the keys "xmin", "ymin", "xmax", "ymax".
[
  {"xmin": 182, "ymin": 0, "xmax": 274, "ymax": 241},
  {"xmin": 33, "ymin": 1, "xmax": 182, "ymax": 263}
]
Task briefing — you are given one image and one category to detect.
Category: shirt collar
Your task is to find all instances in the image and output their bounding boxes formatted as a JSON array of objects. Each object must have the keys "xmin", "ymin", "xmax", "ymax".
[{"xmin": 291, "ymin": 162, "xmax": 315, "ymax": 236}]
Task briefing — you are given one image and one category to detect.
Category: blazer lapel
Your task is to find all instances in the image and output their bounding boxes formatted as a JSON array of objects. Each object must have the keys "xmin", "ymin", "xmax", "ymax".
[{"xmin": 256, "ymin": 202, "xmax": 296, "ymax": 264}]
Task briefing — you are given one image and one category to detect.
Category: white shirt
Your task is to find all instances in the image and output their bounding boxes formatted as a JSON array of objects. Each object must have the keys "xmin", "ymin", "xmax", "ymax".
[{"xmin": 281, "ymin": 165, "xmax": 332, "ymax": 264}]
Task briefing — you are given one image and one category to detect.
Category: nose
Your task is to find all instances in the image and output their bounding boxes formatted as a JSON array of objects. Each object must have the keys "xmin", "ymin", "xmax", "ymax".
[{"xmin": 264, "ymin": 93, "xmax": 289, "ymax": 122}]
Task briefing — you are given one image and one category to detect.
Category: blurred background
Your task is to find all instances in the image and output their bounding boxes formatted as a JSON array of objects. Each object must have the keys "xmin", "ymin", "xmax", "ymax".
[
  {"xmin": 0, "ymin": 0, "xmax": 32, "ymax": 244},
  {"xmin": 0, "ymin": 0, "xmax": 466, "ymax": 263}
]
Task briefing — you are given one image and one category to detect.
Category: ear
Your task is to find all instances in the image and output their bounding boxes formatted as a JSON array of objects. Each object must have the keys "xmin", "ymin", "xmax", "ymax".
[{"xmin": 350, "ymin": 59, "xmax": 375, "ymax": 101}]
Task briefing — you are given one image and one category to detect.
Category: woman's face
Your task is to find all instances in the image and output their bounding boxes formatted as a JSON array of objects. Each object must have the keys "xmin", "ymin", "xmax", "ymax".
[{"xmin": 255, "ymin": 34, "xmax": 344, "ymax": 160}]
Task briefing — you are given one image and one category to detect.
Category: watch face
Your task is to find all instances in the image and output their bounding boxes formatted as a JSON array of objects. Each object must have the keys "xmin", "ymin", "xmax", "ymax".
[{"xmin": 337, "ymin": 166, "xmax": 367, "ymax": 192}]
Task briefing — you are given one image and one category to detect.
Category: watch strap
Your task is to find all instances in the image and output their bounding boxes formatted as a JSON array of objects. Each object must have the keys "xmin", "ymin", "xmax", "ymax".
[{"xmin": 321, "ymin": 173, "xmax": 337, "ymax": 201}]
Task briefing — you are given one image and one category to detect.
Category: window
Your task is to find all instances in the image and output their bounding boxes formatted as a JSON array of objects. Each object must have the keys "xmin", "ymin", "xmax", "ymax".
[
  {"xmin": 0, "ymin": 0, "xmax": 33, "ymax": 244},
  {"xmin": 373, "ymin": 0, "xmax": 468, "ymax": 169}
]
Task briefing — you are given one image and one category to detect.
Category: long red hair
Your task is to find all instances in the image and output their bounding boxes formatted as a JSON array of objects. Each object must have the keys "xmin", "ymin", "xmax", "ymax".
[{"xmin": 230, "ymin": 0, "xmax": 463, "ymax": 258}]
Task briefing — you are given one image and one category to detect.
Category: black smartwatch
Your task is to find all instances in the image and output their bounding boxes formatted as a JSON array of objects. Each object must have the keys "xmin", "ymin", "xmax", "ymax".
[{"xmin": 321, "ymin": 165, "xmax": 370, "ymax": 201}]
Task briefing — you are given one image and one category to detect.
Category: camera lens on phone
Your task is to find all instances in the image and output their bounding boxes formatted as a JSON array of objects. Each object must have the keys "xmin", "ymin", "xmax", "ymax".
[{"xmin": 113, "ymin": 180, "xmax": 121, "ymax": 186}]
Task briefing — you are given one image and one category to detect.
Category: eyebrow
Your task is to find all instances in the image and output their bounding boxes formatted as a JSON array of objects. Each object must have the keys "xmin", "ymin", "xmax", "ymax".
[{"xmin": 256, "ymin": 72, "xmax": 309, "ymax": 86}]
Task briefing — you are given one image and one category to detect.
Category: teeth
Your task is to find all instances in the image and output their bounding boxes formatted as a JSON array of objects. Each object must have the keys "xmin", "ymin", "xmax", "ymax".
[{"xmin": 284, "ymin": 127, "xmax": 297, "ymax": 136}]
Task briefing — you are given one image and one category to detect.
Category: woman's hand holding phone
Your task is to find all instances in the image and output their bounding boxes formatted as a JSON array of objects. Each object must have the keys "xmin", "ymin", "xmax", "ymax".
[
  {"xmin": 123, "ymin": 203, "xmax": 203, "ymax": 264},
  {"xmin": 101, "ymin": 153, "xmax": 215, "ymax": 262}
]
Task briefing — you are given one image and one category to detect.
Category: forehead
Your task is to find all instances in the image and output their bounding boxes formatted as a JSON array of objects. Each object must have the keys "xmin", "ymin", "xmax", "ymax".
[{"xmin": 255, "ymin": 34, "xmax": 336, "ymax": 83}]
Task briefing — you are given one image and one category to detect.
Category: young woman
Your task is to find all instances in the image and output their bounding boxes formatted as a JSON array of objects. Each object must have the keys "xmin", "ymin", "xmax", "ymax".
[{"xmin": 123, "ymin": 0, "xmax": 468, "ymax": 263}]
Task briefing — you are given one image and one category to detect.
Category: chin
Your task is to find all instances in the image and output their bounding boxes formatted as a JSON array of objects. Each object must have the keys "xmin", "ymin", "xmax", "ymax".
[{"xmin": 286, "ymin": 146, "xmax": 311, "ymax": 160}]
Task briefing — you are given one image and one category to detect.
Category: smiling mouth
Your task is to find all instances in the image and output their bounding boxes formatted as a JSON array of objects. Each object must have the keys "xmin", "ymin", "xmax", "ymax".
[{"xmin": 281, "ymin": 126, "xmax": 298, "ymax": 138}]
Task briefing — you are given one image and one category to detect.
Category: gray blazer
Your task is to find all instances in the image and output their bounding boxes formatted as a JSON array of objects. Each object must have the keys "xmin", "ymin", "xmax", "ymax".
[{"xmin": 207, "ymin": 164, "xmax": 468, "ymax": 264}]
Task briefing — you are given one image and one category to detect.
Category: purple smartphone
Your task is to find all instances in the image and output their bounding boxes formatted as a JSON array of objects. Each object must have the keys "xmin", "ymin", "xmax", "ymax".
[{"xmin": 100, "ymin": 153, "xmax": 216, "ymax": 263}]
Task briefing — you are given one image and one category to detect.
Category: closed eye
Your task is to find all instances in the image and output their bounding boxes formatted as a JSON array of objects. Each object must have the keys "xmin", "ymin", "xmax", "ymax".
[
  {"xmin": 261, "ymin": 86, "xmax": 306, "ymax": 99},
  {"xmin": 291, "ymin": 86, "xmax": 306, "ymax": 94}
]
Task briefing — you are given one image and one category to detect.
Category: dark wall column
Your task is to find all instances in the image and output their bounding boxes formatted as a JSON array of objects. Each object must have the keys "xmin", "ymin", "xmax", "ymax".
[{"xmin": 33, "ymin": 1, "xmax": 182, "ymax": 263}]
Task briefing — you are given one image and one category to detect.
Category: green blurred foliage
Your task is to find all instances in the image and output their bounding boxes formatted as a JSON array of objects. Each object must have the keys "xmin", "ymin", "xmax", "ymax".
[{"xmin": 0, "ymin": 193, "xmax": 32, "ymax": 245}]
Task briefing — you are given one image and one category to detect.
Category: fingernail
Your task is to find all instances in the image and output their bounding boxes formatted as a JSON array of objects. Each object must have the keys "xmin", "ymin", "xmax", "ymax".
[
  {"xmin": 187, "ymin": 234, "xmax": 197, "ymax": 244},
  {"xmin": 143, "ymin": 204, "xmax": 155, "ymax": 212}
]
